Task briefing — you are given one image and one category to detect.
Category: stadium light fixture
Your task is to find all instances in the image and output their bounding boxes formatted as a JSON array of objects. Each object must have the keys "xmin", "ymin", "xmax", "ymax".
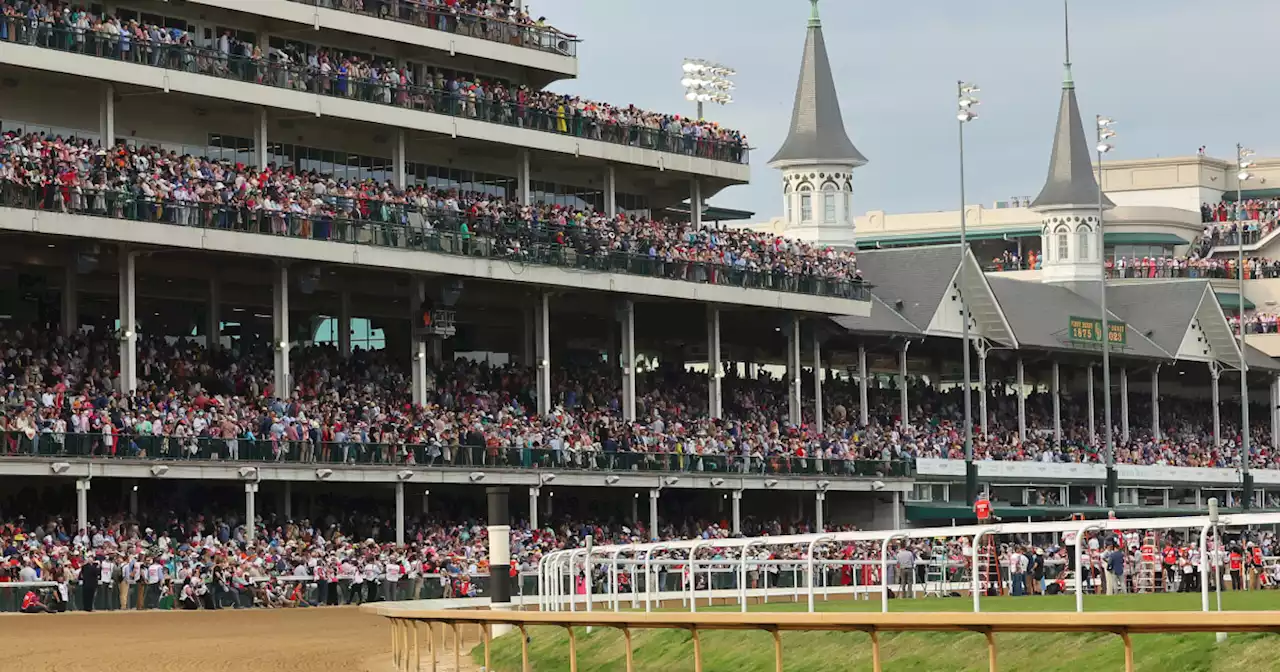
[
  {"xmin": 150, "ymin": 465, "xmax": 169, "ymax": 477},
  {"xmin": 604, "ymin": 475, "xmax": 620, "ymax": 485},
  {"xmin": 663, "ymin": 476, "xmax": 680, "ymax": 487},
  {"xmin": 1236, "ymin": 143, "xmax": 1255, "ymax": 510},
  {"xmin": 469, "ymin": 471, "xmax": 487, "ymax": 482},
  {"xmin": 238, "ymin": 466, "xmax": 258, "ymax": 479},
  {"xmin": 397, "ymin": 470, "xmax": 414, "ymax": 481},
  {"xmin": 1096, "ymin": 114, "xmax": 1118, "ymax": 507},
  {"xmin": 710, "ymin": 477, "xmax": 725, "ymax": 487},
  {"xmin": 957, "ymin": 79, "xmax": 980, "ymax": 505},
  {"xmin": 315, "ymin": 468, "xmax": 333, "ymax": 480},
  {"xmin": 51, "ymin": 462, "xmax": 71, "ymax": 474},
  {"xmin": 681, "ymin": 57, "xmax": 735, "ymax": 120},
  {"xmin": 540, "ymin": 473, "xmax": 557, "ymax": 484}
]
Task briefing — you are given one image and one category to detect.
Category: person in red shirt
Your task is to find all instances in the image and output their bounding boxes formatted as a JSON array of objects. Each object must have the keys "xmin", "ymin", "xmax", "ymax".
[
  {"xmin": 1228, "ymin": 549, "xmax": 1244, "ymax": 591},
  {"xmin": 21, "ymin": 590, "xmax": 54, "ymax": 614}
]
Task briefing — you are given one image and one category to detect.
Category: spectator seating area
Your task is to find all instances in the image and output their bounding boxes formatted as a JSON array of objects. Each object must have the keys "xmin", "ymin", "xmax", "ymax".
[
  {"xmin": 0, "ymin": 130, "xmax": 861, "ymax": 299},
  {"xmin": 0, "ymin": 1, "xmax": 746, "ymax": 163}
]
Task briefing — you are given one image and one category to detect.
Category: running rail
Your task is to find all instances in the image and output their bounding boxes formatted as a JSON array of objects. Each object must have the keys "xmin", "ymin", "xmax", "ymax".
[{"xmin": 362, "ymin": 606, "xmax": 1280, "ymax": 672}]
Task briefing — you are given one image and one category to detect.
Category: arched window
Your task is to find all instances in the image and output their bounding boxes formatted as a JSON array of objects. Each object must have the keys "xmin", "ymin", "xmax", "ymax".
[
  {"xmin": 799, "ymin": 185, "xmax": 813, "ymax": 222},
  {"xmin": 1077, "ymin": 225, "xmax": 1092, "ymax": 260},
  {"xmin": 822, "ymin": 184, "xmax": 837, "ymax": 223},
  {"xmin": 1055, "ymin": 226, "xmax": 1070, "ymax": 261},
  {"xmin": 786, "ymin": 195, "xmax": 793, "ymax": 223}
]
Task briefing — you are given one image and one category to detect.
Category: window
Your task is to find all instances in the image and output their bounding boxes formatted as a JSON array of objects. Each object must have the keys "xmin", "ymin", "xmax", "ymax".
[
  {"xmin": 786, "ymin": 195, "xmax": 793, "ymax": 223},
  {"xmin": 1077, "ymin": 228, "xmax": 1091, "ymax": 260},
  {"xmin": 799, "ymin": 185, "xmax": 813, "ymax": 222},
  {"xmin": 823, "ymin": 186, "xmax": 837, "ymax": 224},
  {"xmin": 844, "ymin": 192, "xmax": 851, "ymax": 220},
  {"xmin": 1057, "ymin": 231, "xmax": 1069, "ymax": 260}
]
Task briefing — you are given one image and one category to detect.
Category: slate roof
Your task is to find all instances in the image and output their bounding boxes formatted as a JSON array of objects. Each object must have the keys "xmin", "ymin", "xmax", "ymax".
[
  {"xmin": 855, "ymin": 246, "xmax": 964, "ymax": 330},
  {"xmin": 829, "ymin": 294, "xmax": 921, "ymax": 337},
  {"xmin": 1029, "ymin": 79, "xmax": 1114, "ymax": 210}
]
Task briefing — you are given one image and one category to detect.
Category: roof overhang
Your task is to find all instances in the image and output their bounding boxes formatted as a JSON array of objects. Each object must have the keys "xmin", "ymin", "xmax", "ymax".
[{"xmin": 924, "ymin": 252, "xmax": 1018, "ymax": 347}]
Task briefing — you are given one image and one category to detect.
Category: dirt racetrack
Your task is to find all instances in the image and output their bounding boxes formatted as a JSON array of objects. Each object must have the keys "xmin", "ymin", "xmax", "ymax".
[{"xmin": 2, "ymin": 606, "xmax": 481, "ymax": 672}]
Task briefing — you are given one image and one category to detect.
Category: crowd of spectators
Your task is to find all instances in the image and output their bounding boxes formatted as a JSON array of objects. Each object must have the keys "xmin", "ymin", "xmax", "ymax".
[
  {"xmin": 0, "ymin": 0, "xmax": 745, "ymax": 162},
  {"xmin": 0, "ymin": 130, "xmax": 854, "ymax": 294}
]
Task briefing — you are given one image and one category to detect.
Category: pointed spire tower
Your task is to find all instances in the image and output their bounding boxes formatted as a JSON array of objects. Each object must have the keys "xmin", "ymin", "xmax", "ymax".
[
  {"xmin": 1032, "ymin": 0, "xmax": 1114, "ymax": 288},
  {"xmin": 769, "ymin": 0, "xmax": 866, "ymax": 245}
]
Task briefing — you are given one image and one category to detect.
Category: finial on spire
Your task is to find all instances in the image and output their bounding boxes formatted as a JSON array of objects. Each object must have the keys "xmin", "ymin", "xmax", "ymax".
[
  {"xmin": 1063, "ymin": 0, "xmax": 1074, "ymax": 88},
  {"xmin": 809, "ymin": 0, "xmax": 821, "ymax": 26}
]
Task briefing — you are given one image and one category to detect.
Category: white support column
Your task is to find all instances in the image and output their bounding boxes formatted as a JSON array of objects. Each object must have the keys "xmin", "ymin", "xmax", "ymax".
[
  {"xmin": 899, "ymin": 341, "xmax": 910, "ymax": 424},
  {"xmin": 731, "ymin": 490, "xmax": 742, "ymax": 535},
  {"xmin": 529, "ymin": 487, "xmax": 540, "ymax": 531},
  {"xmin": 244, "ymin": 483, "xmax": 258, "ymax": 542},
  {"xmin": 62, "ymin": 264, "xmax": 78, "ymax": 338},
  {"xmin": 536, "ymin": 292, "xmax": 551, "ymax": 416},
  {"xmin": 1272, "ymin": 374, "xmax": 1280, "ymax": 451},
  {"xmin": 517, "ymin": 149, "xmax": 532, "ymax": 205},
  {"xmin": 118, "ymin": 248, "xmax": 137, "ymax": 393},
  {"xmin": 1052, "ymin": 361, "xmax": 1062, "ymax": 444},
  {"xmin": 272, "ymin": 265, "xmax": 291, "ymax": 398},
  {"xmin": 1151, "ymin": 365, "xmax": 1161, "ymax": 441},
  {"xmin": 858, "ymin": 343, "xmax": 870, "ymax": 427},
  {"xmin": 207, "ymin": 278, "xmax": 221, "ymax": 351},
  {"xmin": 603, "ymin": 165, "xmax": 618, "ymax": 217},
  {"xmin": 690, "ymin": 179, "xmax": 703, "ymax": 229},
  {"xmin": 337, "ymin": 291, "xmax": 352, "ymax": 358},
  {"xmin": 620, "ymin": 299, "xmax": 637, "ymax": 422},
  {"xmin": 256, "ymin": 107, "xmax": 269, "ymax": 168},
  {"xmin": 100, "ymin": 83, "xmax": 115, "ymax": 147},
  {"xmin": 1017, "ymin": 358, "xmax": 1027, "ymax": 443},
  {"xmin": 706, "ymin": 305, "xmax": 722, "ymax": 419},
  {"xmin": 1211, "ymin": 364, "xmax": 1221, "ymax": 447},
  {"xmin": 1087, "ymin": 365, "xmax": 1096, "ymax": 442},
  {"xmin": 75, "ymin": 478, "xmax": 91, "ymax": 534},
  {"xmin": 1120, "ymin": 367, "xmax": 1130, "ymax": 443},
  {"xmin": 410, "ymin": 278, "xmax": 427, "ymax": 406},
  {"xmin": 812, "ymin": 332, "xmax": 824, "ymax": 433},
  {"xmin": 393, "ymin": 129, "xmax": 407, "ymax": 190},
  {"xmin": 648, "ymin": 489, "xmax": 660, "ymax": 541},
  {"xmin": 978, "ymin": 348, "xmax": 989, "ymax": 436},
  {"xmin": 787, "ymin": 317, "xmax": 802, "ymax": 425},
  {"xmin": 395, "ymin": 481, "xmax": 406, "ymax": 546},
  {"xmin": 815, "ymin": 491, "xmax": 826, "ymax": 532}
]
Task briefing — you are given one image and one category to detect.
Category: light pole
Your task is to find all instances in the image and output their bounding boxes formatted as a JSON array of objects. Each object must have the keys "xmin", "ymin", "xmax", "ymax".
[
  {"xmin": 681, "ymin": 58, "xmax": 735, "ymax": 121},
  {"xmin": 1095, "ymin": 115, "xmax": 1117, "ymax": 507},
  {"xmin": 1237, "ymin": 143, "xmax": 1256, "ymax": 509},
  {"xmin": 958, "ymin": 82, "xmax": 980, "ymax": 505}
]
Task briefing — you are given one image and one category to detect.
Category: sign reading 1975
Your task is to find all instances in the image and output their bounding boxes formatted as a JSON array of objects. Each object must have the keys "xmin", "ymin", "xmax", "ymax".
[{"xmin": 1068, "ymin": 316, "xmax": 1127, "ymax": 345}]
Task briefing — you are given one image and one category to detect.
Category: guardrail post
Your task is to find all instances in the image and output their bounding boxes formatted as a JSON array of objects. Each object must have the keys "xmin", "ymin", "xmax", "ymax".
[
  {"xmin": 770, "ymin": 628, "xmax": 783, "ymax": 672},
  {"xmin": 413, "ymin": 622, "xmax": 421, "ymax": 672},
  {"xmin": 452, "ymin": 622, "xmax": 461, "ymax": 672},
  {"xmin": 1120, "ymin": 630, "xmax": 1134, "ymax": 672},
  {"xmin": 518, "ymin": 624, "xmax": 531, "ymax": 672},
  {"xmin": 691, "ymin": 626, "xmax": 703, "ymax": 672},
  {"xmin": 985, "ymin": 631, "xmax": 997, "ymax": 672},
  {"xmin": 870, "ymin": 630, "xmax": 882, "ymax": 672},
  {"xmin": 622, "ymin": 627, "xmax": 635, "ymax": 672},
  {"xmin": 483, "ymin": 624, "xmax": 492, "ymax": 672},
  {"xmin": 566, "ymin": 625, "xmax": 578, "ymax": 672}
]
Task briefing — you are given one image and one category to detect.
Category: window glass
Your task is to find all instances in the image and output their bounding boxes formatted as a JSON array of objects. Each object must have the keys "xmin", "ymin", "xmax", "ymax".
[
  {"xmin": 800, "ymin": 194, "xmax": 812, "ymax": 222},
  {"xmin": 1057, "ymin": 232, "xmax": 1069, "ymax": 260}
]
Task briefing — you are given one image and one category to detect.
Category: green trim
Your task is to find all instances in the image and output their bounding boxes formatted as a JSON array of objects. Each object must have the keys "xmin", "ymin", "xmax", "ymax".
[
  {"xmin": 1215, "ymin": 292, "xmax": 1256, "ymax": 311},
  {"xmin": 1221, "ymin": 188, "xmax": 1280, "ymax": 202},
  {"xmin": 1103, "ymin": 232, "xmax": 1189, "ymax": 245},
  {"xmin": 856, "ymin": 226, "xmax": 1041, "ymax": 250},
  {"xmin": 663, "ymin": 205, "xmax": 755, "ymax": 223}
]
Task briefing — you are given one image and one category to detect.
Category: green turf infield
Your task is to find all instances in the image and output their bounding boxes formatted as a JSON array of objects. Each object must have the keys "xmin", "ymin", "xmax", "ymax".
[{"xmin": 476, "ymin": 591, "xmax": 1280, "ymax": 671}]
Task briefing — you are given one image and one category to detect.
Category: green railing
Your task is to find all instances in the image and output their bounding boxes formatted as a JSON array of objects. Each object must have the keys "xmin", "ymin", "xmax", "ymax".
[
  {"xmin": 285, "ymin": 0, "xmax": 579, "ymax": 57},
  {"xmin": 0, "ymin": 20, "xmax": 744, "ymax": 164},
  {"xmin": 0, "ymin": 184, "xmax": 869, "ymax": 301},
  {"xmin": 0, "ymin": 432, "xmax": 912, "ymax": 479}
]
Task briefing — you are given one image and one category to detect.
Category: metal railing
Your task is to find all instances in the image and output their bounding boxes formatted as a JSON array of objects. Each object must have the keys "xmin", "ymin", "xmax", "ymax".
[
  {"xmin": 0, "ymin": 21, "xmax": 746, "ymax": 164},
  {"xmin": 0, "ymin": 184, "xmax": 868, "ymax": 300},
  {"xmin": 0, "ymin": 432, "xmax": 912, "ymax": 479},
  {"xmin": 285, "ymin": 0, "xmax": 579, "ymax": 57}
]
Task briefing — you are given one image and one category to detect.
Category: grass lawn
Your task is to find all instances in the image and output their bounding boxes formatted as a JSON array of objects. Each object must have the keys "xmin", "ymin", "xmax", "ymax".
[{"xmin": 476, "ymin": 591, "xmax": 1280, "ymax": 671}]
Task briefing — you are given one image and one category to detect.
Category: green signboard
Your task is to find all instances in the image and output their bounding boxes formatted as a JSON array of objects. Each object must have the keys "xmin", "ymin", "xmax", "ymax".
[{"xmin": 1068, "ymin": 316, "xmax": 1127, "ymax": 345}]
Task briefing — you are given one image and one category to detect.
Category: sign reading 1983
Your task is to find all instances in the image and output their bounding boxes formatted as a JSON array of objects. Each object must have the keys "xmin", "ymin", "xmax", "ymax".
[{"xmin": 1068, "ymin": 316, "xmax": 1126, "ymax": 345}]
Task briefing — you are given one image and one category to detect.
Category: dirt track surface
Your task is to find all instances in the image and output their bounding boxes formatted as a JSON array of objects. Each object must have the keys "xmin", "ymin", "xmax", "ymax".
[{"xmin": 1, "ymin": 606, "xmax": 481, "ymax": 672}]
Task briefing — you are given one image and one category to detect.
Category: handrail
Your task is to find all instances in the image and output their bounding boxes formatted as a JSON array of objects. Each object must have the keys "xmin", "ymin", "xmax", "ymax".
[{"xmin": 364, "ymin": 605, "xmax": 1280, "ymax": 672}]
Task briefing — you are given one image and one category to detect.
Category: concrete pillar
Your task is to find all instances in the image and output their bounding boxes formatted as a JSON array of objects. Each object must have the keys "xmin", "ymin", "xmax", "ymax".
[
  {"xmin": 1120, "ymin": 368, "xmax": 1130, "ymax": 443},
  {"xmin": 283, "ymin": 482, "xmax": 292, "ymax": 520},
  {"xmin": 1087, "ymin": 365, "xmax": 1095, "ymax": 441},
  {"xmin": 546, "ymin": 491, "xmax": 553, "ymax": 517},
  {"xmin": 603, "ymin": 165, "xmax": 617, "ymax": 217},
  {"xmin": 690, "ymin": 178, "xmax": 703, "ymax": 229},
  {"xmin": 978, "ymin": 349, "xmax": 989, "ymax": 436},
  {"xmin": 706, "ymin": 305, "xmax": 722, "ymax": 420},
  {"xmin": 1210, "ymin": 365, "xmax": 1221, "ymax": 446},
  {"xmin": 395, "ymin": 481, "xmax": 406, "ymax": 546},
  {"xmin": 631, "ymin": 493, "xmax": 639, "ymax": 527},
  {"xmin": 815, "ymin": 491, "xmax": 826, "ymax": 532},
  {"xmin": 62, "ymin": 264, "xmax": 78, "ymax": 338},
  {"xmin": 117, "ymin": 247, "xmax": 137, "ymax": 393},
  {"xmin": 812, "ymin": 331, "xmax": 824, "ymax": 432},
  {"xmin": 1016, "ymin": 358, "xmax": 1027, "ymax": 443},
  {"xmin": 410, "ymin": 278, "xmax": 428, "ymax": 406},
  {"xmin": 272, "ymin": 265, "xmax": 291, "ymax": 398},
  {"xmin": 648, "ymin": 489, "xmax": 660, "ymax": 541},
  {"xmin": 207, "ymin": 278, "xmax": 221, "ymax": 351},
  {"xmin": 898, "ymin": 341, "xmax": 910, "ymax": 425},
  {"xmin": 620, "ymin": 299, "xmax": 636, "ymax": 421},
  {"xmin": 75, "ymin": 478, "xmax": 91, "ymax": 533},
  {"xmin": 535, "ymin": 292, "xmax": 551, "ymax": 415},
  {"xmin": 422, "ymin": 489, "xmax": 430, "ymax": 517},
  {"xmin": 255, "ymin": 107, "xmax": 269, "ymax": 168},
  {"xmin": 99, "ymin": 83, "xmax": 115, "ymax": 147},
  {"xmin": 787, "ymin": 317, "xmax": 802, "ymax": 424},
  {"xmin": 338, "ymin": 291, "xmax": 352, "ymax": 358},
  {"xmin": 487, "ymin": 487, "xmax": 512, "ymax": 606},
  {"xmin": 393, "ymin": 129, "xmax": 407, "ymax": 190},
  {"xmin": 858, "ymin": 343, "xmax": 870, "ymax": 427},
  {"xmin": 244, "ymin": 483, "xmax": 258, "ymax": 542},
  {"xmin": 1151, "ymin": 365, "xmax": 1161, "ymax": 441},
  {"xmin": 517, "ymin": 149, "xmax": 531, "ymax": 205},
  {"xmin": 529, "ymin": 487, "xmax": 540, "ymax": 531},
  {"xmin": 1052, "ymin": 361, "xmax": 1061, "ymax": 444},
  {"xmin": 731, "ymin": 490, "xmax": 742, "ymax": 535}
]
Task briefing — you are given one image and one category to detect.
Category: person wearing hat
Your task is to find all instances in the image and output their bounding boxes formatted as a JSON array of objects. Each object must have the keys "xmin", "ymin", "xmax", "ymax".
[{"xmin": 79, "ymin": 552, "xmax": 101, "ymax": 612}]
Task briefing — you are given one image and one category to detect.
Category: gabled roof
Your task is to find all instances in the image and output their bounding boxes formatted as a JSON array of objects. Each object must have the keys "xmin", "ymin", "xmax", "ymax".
[
  {"xmin": 768, "ymin": 0, "xmax": 867, "ymax": 167},
  {"xmin": 1107, "ymin": 281, "xmax": 1245, "ymax": 368},
  {"xmin": 829, "ymin": 294, "xmax": 921, "ymax": 338},
  {"xmin": 985, "ymin": 276, "xmax": 1170, "ymax": 360}
]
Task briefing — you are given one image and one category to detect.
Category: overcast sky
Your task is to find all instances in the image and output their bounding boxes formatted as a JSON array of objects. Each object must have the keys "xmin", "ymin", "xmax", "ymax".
[{"xmin": 530, "ymin": 0, "xmax": 1276, "ymax": 219}]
